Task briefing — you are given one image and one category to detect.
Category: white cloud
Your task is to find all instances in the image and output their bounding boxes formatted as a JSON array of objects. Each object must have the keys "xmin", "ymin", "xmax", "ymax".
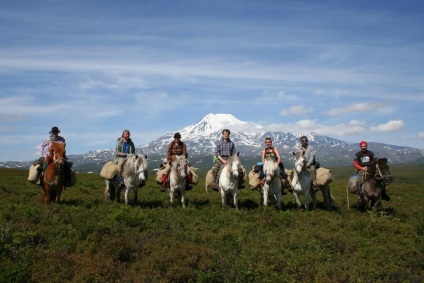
[
  {"xmin": 417, "ymin": 131, "xmax": 424, "ymax": 139},
  {"xmin": 325, "ymin": 103, "xmax": 375, "ymax": 116},
  {"xmin": 279, "ymin": 105, "xmax": 313, "ymax": 116},
  {"xmin": 370, "ymin": 120, "xmax": 405, "ymax": 132}
]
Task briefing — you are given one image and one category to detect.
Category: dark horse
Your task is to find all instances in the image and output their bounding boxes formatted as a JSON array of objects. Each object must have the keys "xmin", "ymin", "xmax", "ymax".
[
  {"xmin": 358, "ymin": 158, "xmax": 393, "ymax": 210},
  {"xmin": 42, "ymin": 142, "xmax": 67, "ymax": 204}
]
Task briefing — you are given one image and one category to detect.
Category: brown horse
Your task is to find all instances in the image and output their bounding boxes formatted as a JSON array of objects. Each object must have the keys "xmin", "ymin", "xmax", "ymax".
[
  {"xmin": 42, "ymin": 142, "xmax": 67, "ymax": 204},
  {"xmin": 358, "ymin": 158, "xmax": 393, "ymax": 210}
]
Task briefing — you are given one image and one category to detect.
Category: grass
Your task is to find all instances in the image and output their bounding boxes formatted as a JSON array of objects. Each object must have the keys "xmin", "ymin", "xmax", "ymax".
[{"xmin": 0, "ymin": 165, "xmax": 423, "ymax": 282}]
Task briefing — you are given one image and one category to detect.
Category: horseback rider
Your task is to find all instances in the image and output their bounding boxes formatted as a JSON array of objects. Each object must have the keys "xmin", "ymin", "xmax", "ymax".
[
  {"xmin": 259, "ymin": 137, "xmax": 288, "ymax": 194},
  {"xmin": 211, "ymin": 129, "xmax": 236, "ymax": 191},
  {"xmin": 295, "ymin": 135, "xmax": 318, "ymax": 190},
  {"xmin": 353, "ymin": 140, "xmax": 390, "ymax": 201},
  {"xmin": 161, "ymin": 132, "xmax": 192, "ymax": 192},
  {"xmin": 36, "ymin": 126, "xmax": 67, "ymax": 185},
  {"xmin": 114, "ymin": 129, "xmax": 135, "ymax": 188}
]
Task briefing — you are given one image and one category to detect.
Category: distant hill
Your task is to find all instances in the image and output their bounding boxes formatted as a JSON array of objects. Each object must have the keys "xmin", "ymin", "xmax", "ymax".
[{"xmin": 1, "ymin": 113, "xmax": 423, "ymax": 173}]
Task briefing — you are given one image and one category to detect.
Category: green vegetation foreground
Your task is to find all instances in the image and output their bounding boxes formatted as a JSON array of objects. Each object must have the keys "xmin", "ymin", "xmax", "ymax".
[{"xmin": 1, "ymin": 166, "xmax": 423, "ymax": 282}]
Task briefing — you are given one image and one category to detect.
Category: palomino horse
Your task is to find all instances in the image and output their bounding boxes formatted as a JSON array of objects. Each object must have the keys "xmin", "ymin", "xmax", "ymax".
[
  {"xmin": 290, "ymin": 151, "xmax": 313, "ymax": 210},
  {"xmin": 262, "ymin": 159, "xmax": 282, "ymax": 210},
  {"xmin": 219, "ymin": 153, "xmax": 242, "ymax": 209},
  {"xmin": 169, "ymin": 155, "xmax": 189, "ymax": 208},
  {"xmin": 105, "ymin": 154, "xmax": 148, "ymax": 205},
  {"xmin": 42, "ymin": 142, "xmax": 67, "ymax": 204}
]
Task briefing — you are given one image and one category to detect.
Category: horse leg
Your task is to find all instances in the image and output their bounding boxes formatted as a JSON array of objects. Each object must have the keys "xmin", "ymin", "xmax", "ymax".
[
  {"xmin": 104, "ymin": 180, "xmax": 110, "ymax": 201},
  {"xmin": 311, "ymin": 189, "xmax": 318, "ymax": 210},
  {"xmin": 181, "ymin": 190, "xmax": 186, "ymax": 208},
  {"xmin": 220, "ymin": 189, "xmax": 226, "ymax": 208},
  {"xmin": 263, "ymin": 183, "xmax": 269, "ymax": 207},
  {"xmin": 323, "ymin": 185, "xmax": 332, "ymax": 210},
  {"xmin": 116, "ymin": 185, "xmax": 122, "ymax": 203},
  {"xmin": 124, "ymin": 186, "xmax": 130, "ymax": 205},
  {"xmin": 133, "ymin": 188, "xmax": 138, "ymax": 205},
  {"xmin": 275, "ymin": 189, "xmax": 282, "ymax": 210},
  {"xmin": 55, "ymin": 186, "xmax": 63, "ymax": 204},
  {"xmin": 50, "ymin": 189, "xmax": 57, "ymax": 205},
  {"xmin": 304, "ymin": 191, "xmax": 311, "ymax": 211},
  {"xmin": 293, "ymin": 192, "xmax": 302, "ymax": 209},
  {"xmin": 169, "ymin": 188, "xmax": 174, "ymax": 206},
  {"xmin": 233, "ymin": 190, "xmax": 238, "ymax": 210},
  {"xmin": 42, "ymin": 187, "xmax": 50, "ymax": 204}
]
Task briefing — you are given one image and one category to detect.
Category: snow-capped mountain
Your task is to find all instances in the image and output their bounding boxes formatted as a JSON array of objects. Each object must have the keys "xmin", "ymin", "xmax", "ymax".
[
  {"xmin": 137, "ymin": 113, "xmax": 422, "ymax": 166},
  {"xmin": 1, "ymin": 113, "xmax": 423, "ymax": 171}
]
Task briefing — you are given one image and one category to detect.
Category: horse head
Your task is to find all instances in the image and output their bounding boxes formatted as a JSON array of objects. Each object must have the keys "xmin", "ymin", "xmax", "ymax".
[
  {"xmin": 127, "ymin": 154, "xmax": 148, "ymax": 184},
  {"xmin": 293, "ymin": 151, "xmax": 306, "ymax": 174},
  {"xmin": 173, "ymin": 155, "xmax": 188, "ymax": 180},
  {"xmin": 228, "ymin": 155, "xmax": 240, "ymax": 178},
  {"xmin": 263, "ymin": 159, "xmax": 278, "ymax": 183},
  {"xmin": 46, "ymin": 142, "xmax": 66, "ymax": 163},
  {"xmin": 376, "ymin": 157, "xmax": 393, "ymax": 184}
]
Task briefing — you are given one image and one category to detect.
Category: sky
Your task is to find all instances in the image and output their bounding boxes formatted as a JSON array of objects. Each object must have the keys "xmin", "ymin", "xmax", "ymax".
[{"xmin": 1, "ymin": 0, "xmax": 423, "ymax": 161}]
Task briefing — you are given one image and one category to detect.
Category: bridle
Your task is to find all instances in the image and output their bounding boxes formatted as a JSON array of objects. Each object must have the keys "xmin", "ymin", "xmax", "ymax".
[
  {"xmin": 264, "ymin": 160, "xmax": 278, "ymax": 183},
  {"xmin": 44, "ymin": 149, "xmax": 66, "ymax": 186}
]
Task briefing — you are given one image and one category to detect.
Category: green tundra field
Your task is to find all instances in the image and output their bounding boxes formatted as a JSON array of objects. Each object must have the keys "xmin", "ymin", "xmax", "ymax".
[{"xmin": 1, "ymin": 165, "xmax": 423, "ymax": 282}]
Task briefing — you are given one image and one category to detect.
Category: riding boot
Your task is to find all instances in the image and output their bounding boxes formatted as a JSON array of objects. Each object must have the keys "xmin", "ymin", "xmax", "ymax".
[
  {"xmin": 185, "ymin": 183, "xmax": 193, "ymax": 191},
  {"xmin": 37, "ymin": 172, "xmax": 44, "ymax": 186},
  {"xmin": 238, "ymin": 181, "xmax": 245, "ymax": 190},
  {"xmin": 185, "ymin": 173, "xmax": 193, "ymax": 191},
  {"xmin": 116, "ymin": 175, "xmax": 125, "ymax": 189},
  {"xmin": 161, "ymin": 174, "xmax": 168, "ymax": 192},
  {"xmin": 212, "ymin": 180, "xmax": 219, "ymax": 191},
  {"xmin": 381, "ymin": 187, "xmax": 391, "ymax": 201}
]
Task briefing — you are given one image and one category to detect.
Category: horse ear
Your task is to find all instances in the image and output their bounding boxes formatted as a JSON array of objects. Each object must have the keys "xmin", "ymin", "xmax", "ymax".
[
  {"xmin": 292, "ymin": 152, "xmax": 296, "ymax": 155},
  {"xmin": 237, "ymin": 152, "xmax": 240, "ymax": 156},
  {"xmin": 145, "ymin": 155, "xmax": 147, "ymax": 159}
]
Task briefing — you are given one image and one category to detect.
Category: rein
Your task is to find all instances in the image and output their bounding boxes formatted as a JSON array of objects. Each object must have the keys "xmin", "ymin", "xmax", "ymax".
[
  {"xmin": 44, "ymin": 152, "xmax": 66, "ymax": 186},
  {"xmin": 375, "ymin": 164, "xmax": 392, "ymax": 184},
  {"xmin": 172, "ymin": 158, "xmax": 187, "ymax": 180},
  {"xmin": 264, "ymin": 161, "xmax": 278, "ymax": 182},
  {"xmin": 226, "ymin": 158, "xmax": 239, "ymax": 178}
]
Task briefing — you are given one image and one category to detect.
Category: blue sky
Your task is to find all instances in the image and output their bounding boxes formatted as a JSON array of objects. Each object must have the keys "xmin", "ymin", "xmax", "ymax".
[{"xmin": 1, "ymin": 0, "xmax": 423, "ymax": 161}]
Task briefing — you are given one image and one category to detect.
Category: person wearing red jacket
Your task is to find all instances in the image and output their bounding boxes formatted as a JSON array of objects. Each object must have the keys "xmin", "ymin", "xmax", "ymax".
[{"xmin": 353, "ymin": 141, "xmax": 390, "ymax": 201}]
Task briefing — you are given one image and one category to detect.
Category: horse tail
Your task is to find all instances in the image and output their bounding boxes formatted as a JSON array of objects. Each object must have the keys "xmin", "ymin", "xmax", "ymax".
[{"xmin": 346, "ymin": 184, "xmax": 350, "ymax": 210}]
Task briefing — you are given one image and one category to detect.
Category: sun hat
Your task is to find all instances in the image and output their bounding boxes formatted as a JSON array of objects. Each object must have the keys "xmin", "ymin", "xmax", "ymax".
[{"xmin": 50, "ymin": 126, "xmax": 60, "ymax": 134}]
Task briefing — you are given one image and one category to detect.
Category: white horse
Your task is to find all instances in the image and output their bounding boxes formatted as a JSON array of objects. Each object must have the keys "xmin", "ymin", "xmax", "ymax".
[
  {"xmin": 291, "ymin": 152, "xmax": 313, "ymax": 210},
  {"xmin": 169, "ymin": 155, "xmax": 189, "ymax": 208},
  {"xmin": 105, "ymin": 154, "xmax": 148, "ymax": 205},
  {"xmin": 219, "ymin": 154, "xmax": 242, "ymax": 209},
  {"xmin": 262, "ymin": 159, "xmax": 282, "ymax": 210}
]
